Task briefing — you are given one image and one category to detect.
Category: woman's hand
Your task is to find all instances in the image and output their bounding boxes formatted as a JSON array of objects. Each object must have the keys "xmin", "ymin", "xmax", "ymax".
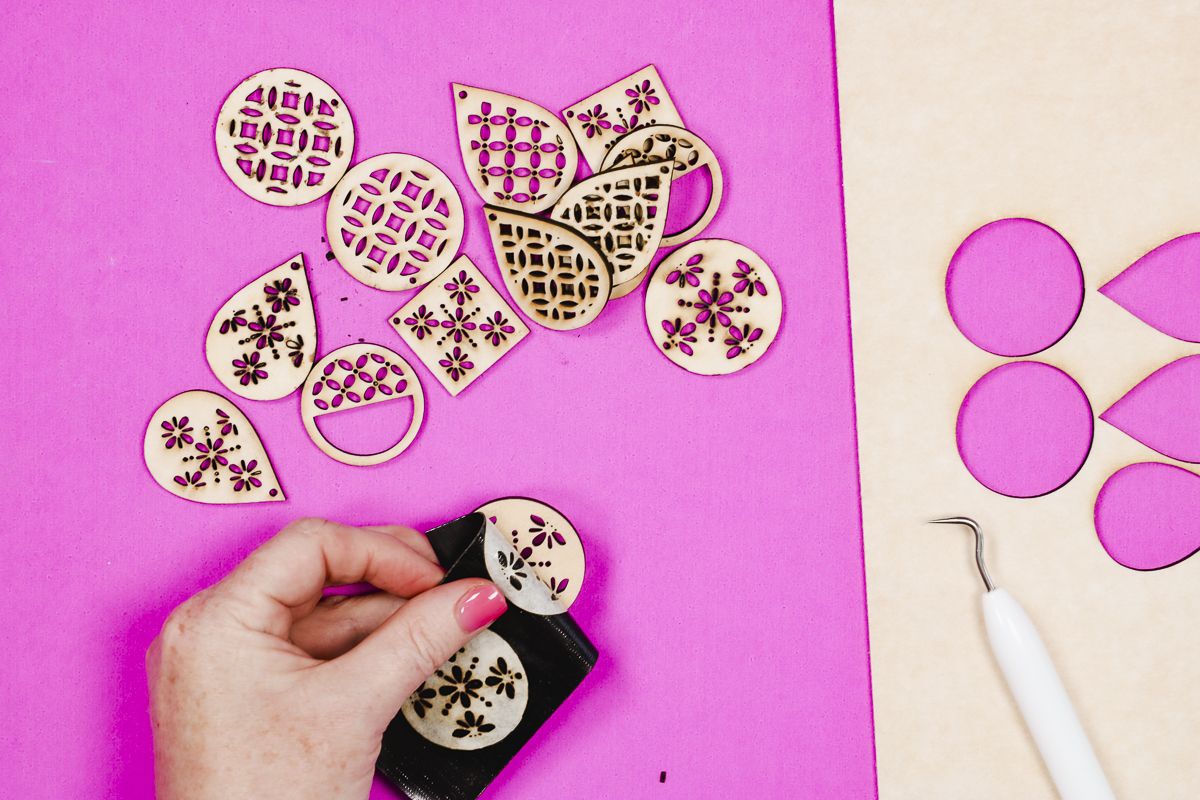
[{"xmin": 146, "ymin": 517, "xmax": 507, "ymax": 800}]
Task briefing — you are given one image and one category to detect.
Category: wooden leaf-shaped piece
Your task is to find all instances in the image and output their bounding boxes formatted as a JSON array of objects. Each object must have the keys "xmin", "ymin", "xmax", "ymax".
[
  {"xmin": 301, "ymin": 344, "xmax": 426, "ymax": 466},
  {"xmin": 484, "ymin": 206, "xmax": 612, "ymax": 331},
  {"xmin": 206, "ymin": 254, "xmax": 317, "ymax": 401},
  {"xmin": 326, "ymin": 153, "xmax": 465, "ymax": 291},
  {"xmin": 144, "ymin": 390, "xmax": 284, "ymax": 503},
  {"xmin": 215, "ymin": 68, "xmax": 354, "ymax": 206},
  {"xmin": 600, "ymin": 124, "xmax": 723, "ymax": 248},
  {"xmin": 562, "ymin": 65, "xmax": 686, "ymax": 172},
  {"xmin": 453, "ymin": 84, "xmax": 578, "ymax": 213},
  {"xmin": 551, "ymin": 162, "xmax": 674, "ymax": 300}
]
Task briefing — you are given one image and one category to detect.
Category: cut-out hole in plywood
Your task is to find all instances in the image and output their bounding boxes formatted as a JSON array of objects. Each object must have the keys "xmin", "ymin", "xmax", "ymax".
[
  {"xmin": 326, "ymin": 153, "xmax": 465, "ymax": 291},
  {"xmin": 1099, "ymin": 232, "xmax": 1200, "ymax": 342},
  {"xmin": 215, "ymin": 68, "xmax": 354, "ymax": 206},
  {"xmin": 1100, "ymin": 354, "xmax": 1200, "ymax": 463},
  {"xmin": 946, "ymin": 219, "xmax": 1084, "ymax": 357},
  {"xmin": 453, "ymin": 84, "xmax": 578, "ymax": 214},
  {"xmin": 1095, "ymin": 462, "xmax": 1200, "ymax": 570},
  {"xmin": 551, "ymin": 162, "xmax": 674, "ymax": 300},
  {"xmin": 301, "ymin": 344, "xmax": 424, "ymax": 466},
  {"xmin": 562, "ymin": 65, "xmax": 685, "ymax": 173},
  {"xmin": 644, "ymin": 239, "xmax": 782, "ymax": 375},
  {"xmin": 144, "ymin": 390, "xmax": 284, "ymax": 503},
  {"xmin": 389, "ymin": 255, "xmax": 530, "ymax": 396},
  {"xmin": 956, "ymin": 361, "xmax": 1094, "ymax": 498},
  {"xmin": 599, "ymin": 124, "xmax": 722, "ymax": 248},
  {"xmin": 205, "ymin": 254, "xmax": 316, "ymax": 401},
  {"xmin": 475, "ymin": 497, "xmax": 586, "ymax": 610},
  {"xmin": 484, "ymin": 207, "xmax": 612, "ymax": 331}
]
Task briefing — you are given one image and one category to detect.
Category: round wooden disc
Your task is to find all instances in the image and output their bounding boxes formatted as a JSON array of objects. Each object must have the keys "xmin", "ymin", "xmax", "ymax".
[
  {"xmin": 474, "ymin": 497, "xmax": 585, "ymax": 610},
  {"xmin": 215, "ymin": 68, "xmax": 354, "ymax": 206}
]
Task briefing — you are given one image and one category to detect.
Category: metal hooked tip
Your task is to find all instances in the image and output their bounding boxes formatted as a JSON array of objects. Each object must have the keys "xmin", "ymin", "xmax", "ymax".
[{"xmin": 928, "ymin": 516, "xmax": 996, "ymax": 592}]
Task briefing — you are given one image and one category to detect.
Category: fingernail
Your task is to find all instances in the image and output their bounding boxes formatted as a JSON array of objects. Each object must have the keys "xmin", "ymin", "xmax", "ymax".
[{"xmin": 457, "ymin": 583, "xmax": 507, "ymax": 632}]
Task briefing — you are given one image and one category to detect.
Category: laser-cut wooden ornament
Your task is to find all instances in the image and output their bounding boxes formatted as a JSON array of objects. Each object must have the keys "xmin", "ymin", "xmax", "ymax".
[
  {"xmin": 205, "ymin": 254, "xmax": 317, "ymax": 401},
  {"xmin": 300, "ymin": 344, "xmax": 425, "ymax": 466},
  {"xmin": 645, "ymin": 239, "xmax": 783, "ymax": 375},
  {"xmin": 562, "ymin": 65, "xmax": 686, "ymax": 173},
  {"xmin": 599, "ymin": 124, "xmax": 723, "ymax": 247},
  {"xmin": 215, "ymin": 68, "xmax": 354, "ymax": 206},
  {"xmin": 484, "ymin": 207, "xmax": 613, "ymax": 330},
  {"xmin": 453, "ymin": 84, "xmax": 578, "ymax": 214},
  {"xmin": 326, "ymin": 153, "xmax": 465, "ymax": 291},
  {"xmin": 389, "ymin": 255, "xmax": 529, "ymax": 396},
  {"xmin": 475, "ymin": 497, "xmax": 585, "ymax": 611},
  {"xmin": 550, "ymin": 162, "xmax": 674, "ymax": 300},
  {"xmin": 144, "ymin": 390, "xmax": 284, "ymax": 503}
]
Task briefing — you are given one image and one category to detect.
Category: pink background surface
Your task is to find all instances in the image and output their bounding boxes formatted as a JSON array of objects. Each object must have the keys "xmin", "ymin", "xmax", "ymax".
[{"xmin": 1, "ymin": 1, "xmax": 875, "ymax": 797}]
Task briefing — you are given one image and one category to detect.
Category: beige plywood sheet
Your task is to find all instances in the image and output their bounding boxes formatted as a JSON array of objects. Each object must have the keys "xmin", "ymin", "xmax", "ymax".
[{"xmin": 834, "ymin": 2, "xmax": 1200, "ymax": 797}]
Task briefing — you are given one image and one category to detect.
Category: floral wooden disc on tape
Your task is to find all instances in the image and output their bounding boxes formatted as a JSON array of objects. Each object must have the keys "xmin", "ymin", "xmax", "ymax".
[
  {"xmin": 551, "ymin": 162, "xmax": 674, "ymax": 300},
  {"xmin": 215, "ymin": 68, "xmax": 354, "ymax": 206},
  {"xmin": 389, "ymin": 255, "xmax": 529, "ymax": 396},
  {"xmin": 599, "ymin": 124, "xmax": 723, "ymax": 248},
  {"xmin": 144, "ymin": 390, "xmax": 284, "ymax": 503},
  {"xmin": 475, "ymin": 497, "xmax": 585, "ymax": 610},
  {"xmin": 205, "ymin": 254, "xmax": 317, "ymax": 401},
  {"xmin": 401, "ymin": 629, "xmax": 529, "ymax": 751},
  {"xmin": 484, "ymin": 207, "xmax": 612, "ymax": 331},
  {"xmin": 453, "ymin": 84, "xmax": 578, "ymax": 214},
  {"xmin": 301, "ymin": 344, "xmax": 425, "ymax": 466},
  {"xmin": 562, "ymin": 65, "xmax": 685, "ymax": 173},
  {"xmin": 645, "ymin": 239, "xmax": 783, "ymax": 376},
  {"xmin": 326, "ymin": 153, "xmax": 464, "ymax": 291}
]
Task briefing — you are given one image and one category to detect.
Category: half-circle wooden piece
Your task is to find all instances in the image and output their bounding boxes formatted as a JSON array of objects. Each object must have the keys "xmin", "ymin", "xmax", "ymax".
[
  {"xmin": 206, "ymin": 254, "xmax": 317, "ymax": 401},
  {"xmin": 453, "ymin": 84, "xmax": 578, "ymax": 213},
  {"xmin": 326, "ymin": 153, "xmax": 465, "ymax": 291},
  {"xmin": 645, "ymin": 239, "xmax": 783, "ymax": 375},
  {"xmin": 300, "ymin": 344, "xmax": 425, "ymax": 466},
  {"xmin": 599, "ymin": 124, "xmax": 723, "ymax": 248},
  {"xmin": 483, "ymin": 206, "xmax": 612, "ymax": 331},
  {"xmin": 215, "ymin": 68, "xmax": 354, "ymax": 206},
  {"xmin": 144, "ymin": 390, "xmax": 285, "ymax": 503},
  {"xmin": 550, "ymin": 162, "xmax": 674, "ymax": 300}
]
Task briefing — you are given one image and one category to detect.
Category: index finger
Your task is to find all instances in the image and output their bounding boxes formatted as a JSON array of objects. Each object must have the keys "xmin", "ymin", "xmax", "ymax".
[{"xmin": 222, "ymin": 518, "xmax": 444, "ymax": 637}]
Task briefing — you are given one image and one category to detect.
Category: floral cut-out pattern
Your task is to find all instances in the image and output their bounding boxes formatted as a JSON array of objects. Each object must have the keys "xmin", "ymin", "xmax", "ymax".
[
  {"xmin": 401, "ymin": 629, "xmax": 528, "ymax": 751},
  {"xmin": 214, "ymin": 68, "xmax": 354, "ymax": 206},
  {"xmin": 144, "ymin": 390, "xmax": 284, "ymax": 504},
  {"xmin": 475, "ymin": 497, "xmax": 585, "ymax": 610},
  {"xmin": 389, "ymin": 255, "xmax": 530, "ymax": 396},
  {"xmin": 205, "ymin": 255, "xmax": 317, "ymax": 401}
]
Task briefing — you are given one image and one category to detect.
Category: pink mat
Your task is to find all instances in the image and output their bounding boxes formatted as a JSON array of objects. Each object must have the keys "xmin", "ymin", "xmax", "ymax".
[{"xmin": 0, "ymin": 1, "xmax": 875, "ymax": 797}]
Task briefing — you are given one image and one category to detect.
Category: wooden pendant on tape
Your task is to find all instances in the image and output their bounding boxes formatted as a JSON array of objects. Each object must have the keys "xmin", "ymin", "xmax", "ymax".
[
  {"xmin": 326, "ymin": 153, "xmax": 465, "ymax": 291},
  {"xmin": 206, "ymin": 254, "xmax": 317, "ymax": 401},
  {"xmin": 145, "ymin": 390, "xmax": 284, "ymax": 503},
  {"xmin": 599, "ymin": 124, "xmax": 723, "ymax": 247},
  {"xmin": 301, "ymin": 344, "xmax": 425, "ymax": 466},
  {"xmin": 550, "ymin": 162, "xmax": 674, "ymax": 299},
  {"xmin": 484, "ymin": 206, "xmax": 612, "ymax": 330},
  {"xmin": 475, "ymin": 497, "xmax": 586, "ymax": 610},
  {"xmin": 453, "ymin": 84, "xmax": 578, "ymax": 213},
  {"xmin": 645, "ymin": 239, "xmax": 782, "ymax": 375},
  {"xmin": 215, "ymin": 68, "xmax": 354, "ymax": 206},
  {"xmin": 562, "ymin": 65, "xmax": 686, "ymax": 173}
]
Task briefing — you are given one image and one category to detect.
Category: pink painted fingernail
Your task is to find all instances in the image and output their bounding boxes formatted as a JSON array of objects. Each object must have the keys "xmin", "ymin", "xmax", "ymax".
[{"xmin": 456, "ymin": 583, "xmax": 507, "ymax": 632}]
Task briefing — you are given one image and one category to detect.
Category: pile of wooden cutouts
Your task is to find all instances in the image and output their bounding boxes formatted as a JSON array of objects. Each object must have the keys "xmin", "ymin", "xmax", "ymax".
[{"xmin": 144, "ymin": 66, "xmax": 783, "ymax": 503}]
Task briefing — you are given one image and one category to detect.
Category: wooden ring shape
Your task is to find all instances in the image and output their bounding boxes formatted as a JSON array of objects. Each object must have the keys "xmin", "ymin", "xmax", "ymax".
[
  {"xmin": 326, "ymin": 153, "xmax": 465, "ymax": 291},
  {"xmin": 216, "ymin": 68, "xmax": 355, "ymax": 206},
  {"xmin": 301, "ymin": 344, "xmax": 425, "ymax": 465},
  {"xmin": 599, "ymin": 124, "xmax": 723, "ymax": 248}
]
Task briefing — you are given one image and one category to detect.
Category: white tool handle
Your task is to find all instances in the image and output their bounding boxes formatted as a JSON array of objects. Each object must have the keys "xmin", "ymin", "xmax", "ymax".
[{"xmin": 983, "ymin": 588, "xmax": 1115, "ymax": 800}]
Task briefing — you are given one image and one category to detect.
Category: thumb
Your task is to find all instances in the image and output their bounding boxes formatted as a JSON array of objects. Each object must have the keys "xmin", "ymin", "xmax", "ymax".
[{"xmin": 328, "ymin": 579, "xmax": 507, "ymax": 724}]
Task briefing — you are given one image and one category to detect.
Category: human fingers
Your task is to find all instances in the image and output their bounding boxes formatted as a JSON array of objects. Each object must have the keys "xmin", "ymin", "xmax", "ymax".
[
  {"xmin": 222, "ymin": 518, "xmax": 445, "ymax": 638},
  {"xmin": 289, "ymin": 592, "xmax": 406, "ymax": 660},
  {"xmin": 361, "ymin": 525, "xmax": 440, "ymax": 565},
  {"xmin": 325, "ymin": 579, "xmax": 507, "ymax": 724}
]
